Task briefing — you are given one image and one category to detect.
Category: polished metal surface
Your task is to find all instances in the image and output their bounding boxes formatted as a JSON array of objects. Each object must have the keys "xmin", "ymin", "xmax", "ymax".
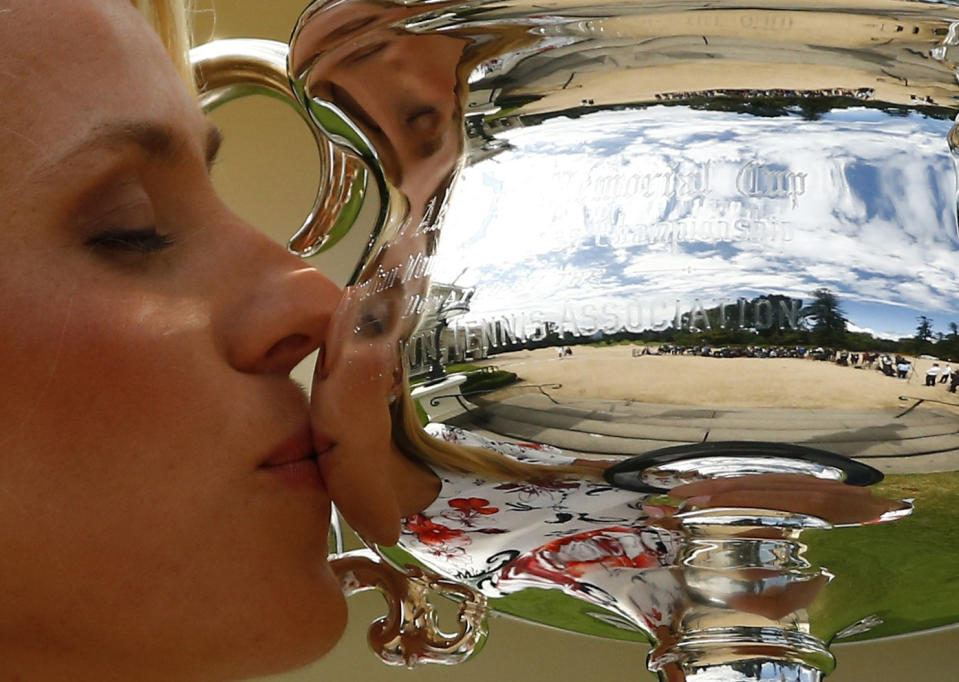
[
  {"xmin": 194, "ymin": 0, "xmax": 959, "ymax": 679},
  {"xmin": 330, "ymin": 548, "xmax": 488, "ymax": 668},
  {"xmin": 191, "ymin": 36, "xmax": 388, "ymax": 279}
]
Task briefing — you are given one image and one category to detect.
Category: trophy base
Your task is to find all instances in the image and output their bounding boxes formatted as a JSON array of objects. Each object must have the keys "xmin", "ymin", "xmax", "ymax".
[{"xmin": 649, "ymin": 627, "xmax": 834, "ymax": 682}]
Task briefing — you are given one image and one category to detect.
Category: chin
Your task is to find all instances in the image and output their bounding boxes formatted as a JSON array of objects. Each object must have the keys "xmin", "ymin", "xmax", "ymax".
[
  {"xmin": 223, "ymin": 562, "xmax": 349, "ymax": 680},
  {"xmin": 120, "ymin": 586, "xmax": 349, "ymax": 682},
  {"xmin": 283, "ymin": 565, "xmax": 350, "ymax": 663},
  {"xmin": 322, "ymin": 461, "xmax": 402, "ymax": 546},
  {"xmin": 355, "ymin": 518, "xmax": 401, "ymax": 547},
  {"xmin": 334, "ymin": 495, "xmax": 402, "ymax": 547}
]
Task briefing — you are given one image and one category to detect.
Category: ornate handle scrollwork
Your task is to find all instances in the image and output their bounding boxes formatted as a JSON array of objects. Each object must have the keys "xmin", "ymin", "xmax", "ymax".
[
  {"xmin": 189, "ymin": 38, "xmax": 387, "ymax": 281},
  {"xmin": 330, "ymin": 549, "xmax": 488, "ymax": 668}
]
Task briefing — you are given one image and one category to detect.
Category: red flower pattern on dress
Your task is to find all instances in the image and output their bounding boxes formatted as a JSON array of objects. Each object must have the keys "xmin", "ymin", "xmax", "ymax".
[
  {"xmin": 440, "ymin": 497, "xmax": 500, "ymax": 527},
  {"xmin": 449, "ymin": 497, "xmax": 499, "ymax": 514},
  {"xmin": 405, "ymin": 513, "xmax": 468, "ymax": 547}
]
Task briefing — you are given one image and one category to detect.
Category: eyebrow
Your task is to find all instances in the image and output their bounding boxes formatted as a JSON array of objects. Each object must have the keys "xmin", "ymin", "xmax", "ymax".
[{"xmin": 52, "ymin": 120, "xmax": 223, "ymax": 171}]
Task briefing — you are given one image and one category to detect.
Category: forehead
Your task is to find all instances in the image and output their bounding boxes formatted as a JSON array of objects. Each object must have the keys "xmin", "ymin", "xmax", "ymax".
[{"xmin": 0, "ymin": 0, "xmax": 200, "ymax": 180}]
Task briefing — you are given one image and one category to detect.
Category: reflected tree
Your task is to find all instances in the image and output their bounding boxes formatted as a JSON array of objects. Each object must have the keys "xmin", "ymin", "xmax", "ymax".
[
  {"xmin": 915, "ymin": 315, "xmax": 934, "ymax": 355},
  {"xmin": 803, "ymin": 288, "xmax": 847, "ymax": 346}
]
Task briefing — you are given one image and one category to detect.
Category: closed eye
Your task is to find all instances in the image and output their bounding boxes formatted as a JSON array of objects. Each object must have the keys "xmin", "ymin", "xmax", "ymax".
[
  {"xmin": 86, "ymin": 227, "xmax": 175, "ymax": 253},
  {"xmin": 354, "ymin": 311, "xmax": 386, "ymax": 337}
]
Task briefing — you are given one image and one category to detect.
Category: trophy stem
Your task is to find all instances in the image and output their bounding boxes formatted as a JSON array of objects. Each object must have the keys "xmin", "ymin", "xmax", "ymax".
[{"xmin": 649, "ymin": 626, "xmax": 834, "ymax": 682}]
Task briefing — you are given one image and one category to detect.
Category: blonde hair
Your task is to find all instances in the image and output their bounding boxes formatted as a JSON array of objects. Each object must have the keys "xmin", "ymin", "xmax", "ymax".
[
  {"xmin": 391, "ymin": 370, "xmax": 603, "ymax": 481},
  {"xmin": 130, "ymin": 0, "xmax": 195, "ymax": 92}
]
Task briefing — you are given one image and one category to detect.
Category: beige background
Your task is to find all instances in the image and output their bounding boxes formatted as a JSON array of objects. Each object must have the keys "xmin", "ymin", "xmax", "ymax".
[{"xmin": 193, "ymin": 1, "xmax": 959, "ymax": 679}]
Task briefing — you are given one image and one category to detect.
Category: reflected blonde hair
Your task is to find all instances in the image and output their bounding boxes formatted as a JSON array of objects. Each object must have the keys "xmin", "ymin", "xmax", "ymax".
[
  {"xmin": 391, "ymin": 369, "xmax": 603, "ymax": 481},
  {"xmin": 130, "ymin": 0, "xmax": 195, "ymax": 92}
]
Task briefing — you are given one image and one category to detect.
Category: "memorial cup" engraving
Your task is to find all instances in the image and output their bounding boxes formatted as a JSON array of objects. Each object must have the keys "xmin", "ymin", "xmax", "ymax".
[{"xmin": 736, "ymin": 160, "xmax": 807, "ymax": 205}]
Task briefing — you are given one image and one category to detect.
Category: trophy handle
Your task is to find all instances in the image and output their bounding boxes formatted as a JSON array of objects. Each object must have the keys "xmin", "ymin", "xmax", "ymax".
[
  {"xmin": 188, "ymin": 38, "xmax": 386, "ymax": 270},
  {"xmin": 330, "ymin": 549, "xmax": 488, "ymax": 668}
]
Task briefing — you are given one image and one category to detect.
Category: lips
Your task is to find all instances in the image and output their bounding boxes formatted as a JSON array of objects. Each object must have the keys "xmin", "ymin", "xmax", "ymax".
[
  {"xmin": 259, "ymin": 426, "xmax": 325, "ymax": 489},
  {"xmin": 312, "ymin": 432, "xmax": 337, "ymax": 472},
  {"xmin": 260, "ymin": 426, "xmax": 315, "ymax": 468},
  {"xmin": 313, "ymin": 430, "xmax": 335, "ymax": 454}
]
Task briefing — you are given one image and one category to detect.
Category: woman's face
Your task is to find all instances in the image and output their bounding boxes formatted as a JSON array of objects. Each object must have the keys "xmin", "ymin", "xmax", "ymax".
[
  {"xmin": 311, "ymin": 225, "xmax": 438, "ymax": 547},
  {"xmin": 292, "ymin": 0, "xmax": 466, "ymax": 210},
  {"xmin": 0, "ymin": 2, "xmax": 346, "ymax": 679},
  {"xmin": 311, "ymin": 285, "xmax": 408, "ymax": 546}
]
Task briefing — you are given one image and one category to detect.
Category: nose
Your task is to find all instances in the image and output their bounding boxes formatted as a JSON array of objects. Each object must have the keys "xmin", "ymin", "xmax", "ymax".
[{"xmin": 216, "ymin": 220, "xmax": 341, "ymax": 376}]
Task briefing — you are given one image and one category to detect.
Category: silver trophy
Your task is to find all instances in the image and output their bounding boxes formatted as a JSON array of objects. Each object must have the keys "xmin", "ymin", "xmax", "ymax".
[{"xmin": 192, "ymin": 1, "xmax": 959, "ymax": 679}]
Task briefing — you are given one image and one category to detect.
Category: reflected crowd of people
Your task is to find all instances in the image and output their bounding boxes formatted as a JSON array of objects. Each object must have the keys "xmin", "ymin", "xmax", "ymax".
[{"xmin": 634, "ymin": 344, "xmax": 959, "ymax": 393}]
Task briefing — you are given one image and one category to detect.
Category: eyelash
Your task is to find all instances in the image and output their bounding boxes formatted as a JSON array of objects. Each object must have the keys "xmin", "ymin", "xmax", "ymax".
[
  {"xmin": 355, "ymin": 311, "xmax": 387, "ymax": 337},
  {"xmin": 86, "ymin": 227, "xmax": 175, "ymax": 254}
]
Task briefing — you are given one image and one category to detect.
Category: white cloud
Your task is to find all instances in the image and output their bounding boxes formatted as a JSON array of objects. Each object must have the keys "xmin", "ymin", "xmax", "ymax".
[{"xmin": 432, "ymin": 106, "xmax": 959, "ymax": 338}]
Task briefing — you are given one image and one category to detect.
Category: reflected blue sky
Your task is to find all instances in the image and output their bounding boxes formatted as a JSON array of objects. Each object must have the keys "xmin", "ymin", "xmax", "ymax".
[{"xmin": 433, "ymin": 106, "xmax": 959, "ymax": 339}]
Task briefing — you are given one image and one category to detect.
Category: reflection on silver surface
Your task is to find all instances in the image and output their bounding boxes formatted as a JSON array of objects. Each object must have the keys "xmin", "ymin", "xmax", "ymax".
[
  {"xmin": 431, "ymin": 107, "xmax": 959, "ymax": 358},
  {"xmin": 380, "ymin": 458, "xmax": 911, "ymax": 679},
  {"xmin": 191, "ymin": 37, "xmax": 379, "ymax": 271},
  {"xmin": 195, "ymin": 0, "xmax": 959, "ymax": 679},
  {"xmin": 330, "ymin": 548, "xmax": 488, "ymax": 668},
  {"xmin": 643, "ymin": 456, "xmax": 845, "ymax": 489}
]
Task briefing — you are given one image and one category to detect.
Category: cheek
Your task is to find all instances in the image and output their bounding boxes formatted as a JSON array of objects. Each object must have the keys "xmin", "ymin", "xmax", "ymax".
[
  {"xmin": 324, "ymin": 448, "xmax": 402, "ymax": 546},
  {"xmin": 318, "ymin": 360, "xmax": 395, "ymax": 491},
  {"xmin": 384, "ymin": 36, "xmax": 461, "ymax": 99},
  {"xmin": 0, "ymin": 285, "xmax": 213, "ymax": 453},
  {"xmin": 0, "ymin": 283, "xmax": 345, "ymax": 672},
  {"xmin": 313, "ymin": 346, "xmax": 402, "ymax": 543},
  {"xmin": 0, "ymin": 278, "xmax": 222, "ymax": 571},
  {"xmin": 324, "ymin": 341, "xmax": 396, "ymax": 413}
]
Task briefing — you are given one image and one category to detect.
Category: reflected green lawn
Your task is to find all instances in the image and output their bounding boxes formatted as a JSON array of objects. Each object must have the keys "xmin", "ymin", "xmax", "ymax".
[{"xmin": 805, "ymin": 471, "xmax": 959, "ymax": 643}]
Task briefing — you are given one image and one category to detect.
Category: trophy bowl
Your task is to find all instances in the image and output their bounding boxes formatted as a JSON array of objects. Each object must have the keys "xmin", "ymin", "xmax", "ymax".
[{"xmin": 195, "ymin": 0, "xmax": 959, "ymax": 679}]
